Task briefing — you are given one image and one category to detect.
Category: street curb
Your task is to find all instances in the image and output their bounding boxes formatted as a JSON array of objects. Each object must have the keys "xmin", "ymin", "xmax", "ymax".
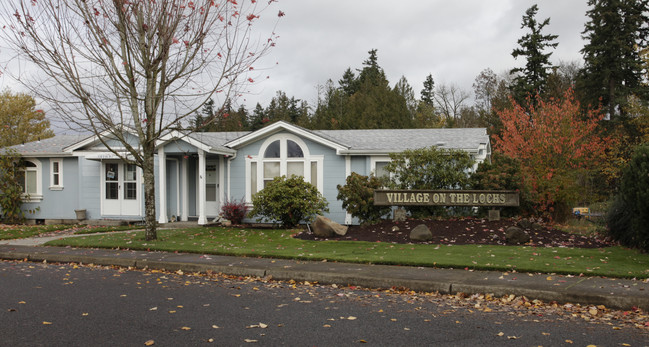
[{"xmin": 2, "ymin": 245, "xmax": 649, "ymax": 311}]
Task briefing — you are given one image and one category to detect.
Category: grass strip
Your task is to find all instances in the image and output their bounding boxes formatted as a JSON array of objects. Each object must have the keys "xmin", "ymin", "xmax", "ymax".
[
  {"xmin": 44, "ymin": 227, "xmax": 649, "ymax": 279},
  {"xmin": 0, "ymin": 224, "xmax": 72, "ymax": 240}
]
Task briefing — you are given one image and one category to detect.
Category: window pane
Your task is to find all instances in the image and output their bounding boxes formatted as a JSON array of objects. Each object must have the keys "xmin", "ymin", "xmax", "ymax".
[
  {"xmin": 250, "ymin": 162, "xmax": 257, "ymax": 196},
  {"xmin": 287, "ymin": 140, "xmax": 304, "ymax": 158},
  {"xmin": 263, "ymin": 162, "xmax": 280, "ymax": 179},
  {"xmin": 287, "ymin": 162, "xmax": 304, "ymax": 177},
  {"xmin": 124, "ymin": 182, "xmax": 137, "ymax": 200},
  {"xmin": 375, "ymin": 161, "xmax": 389, "ymax": 178},
  {"xmin": 106, "ymin": 182, "xmax": 118, "ymax": 199},
  {"xmin": 311, "ymin": 162, "xmax": 317, "ymax": 186},
  {"xmin": 125, "ymin": 164, "xmax": 137, "ymax": 181},
  {"xmin": 53, "ymin": 173, "xmax": 60, "ymax": 186},
  {"xmin": 26, "ymin": 171, "xmax": 37, "ymax": 194},
  {"xmin": 25, "ymin": 161, "xmax": 36, "ymax": 168},
  {"xmin": 264, "ymin": 140, "xmax": 280, "ymax": 158},
  {"xmin": 53, "ymin": 161, "xmax": 59, "ymax": 173},
  {"xmin": 206, "ymin": 184, "xmax": 217, "ymax": 201},
  {"xmin": 106, "ymin": 163, "xmax": 118, "ymax": 181}
]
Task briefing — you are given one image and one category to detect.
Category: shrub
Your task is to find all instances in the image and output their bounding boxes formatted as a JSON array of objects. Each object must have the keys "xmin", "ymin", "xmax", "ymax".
[
  {"xmin": 607, "ymin": 144, "xmax": 649, "ymax": 251},
  {"xmin": 471, "ymin": 151, "xmax": 527, "ymax": 216},
  {"xmin": 0, "ymin": 149, "xmax": 25, "ymax": 224},
  {"xmin": 220, "ymin": 198, "xmax": 248, "ymax": 225},
  {"xmin": 385, "ymin": 146, "xmax": 474, "ymax": 218},
  {"xmin": 250, "ymin": 175, "xmax": 329, "ymax": 228},
  {"xmin": 337, "ymin": 172, "xmax": 391, "ymax": 224}
]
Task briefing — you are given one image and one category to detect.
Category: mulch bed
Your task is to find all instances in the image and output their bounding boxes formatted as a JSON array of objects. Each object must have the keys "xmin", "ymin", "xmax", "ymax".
[{"xmin": 294, "ymin": 218, "xmax": 614, "ymax": 248}]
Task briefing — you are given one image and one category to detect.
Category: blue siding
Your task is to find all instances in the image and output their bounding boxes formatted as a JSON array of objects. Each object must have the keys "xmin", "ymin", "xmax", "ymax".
[{"xmin": 21, "ymin": 157, "xmax": 81, "ymax": 220}]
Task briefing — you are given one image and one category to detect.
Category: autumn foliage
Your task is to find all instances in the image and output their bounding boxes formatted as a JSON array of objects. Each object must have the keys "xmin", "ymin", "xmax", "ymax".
[{"xmin": 494, "ymin": 89, "xmax": 609, "ymax": 220}]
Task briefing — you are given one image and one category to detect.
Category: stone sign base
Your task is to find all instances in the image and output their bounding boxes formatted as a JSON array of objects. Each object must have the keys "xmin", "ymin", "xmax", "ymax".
[{"xmin": 488, "ymin": 209, "xmax": 500, "ymax": 221}]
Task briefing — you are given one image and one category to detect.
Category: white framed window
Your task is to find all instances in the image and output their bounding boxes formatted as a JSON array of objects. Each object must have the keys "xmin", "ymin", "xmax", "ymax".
[
  {"xmin": 49, "ymin": 158, "xmax": 63, "ymax": 190},
  {"xmin": 370, "ymin": 156, "xmax": 391, "ymax": 178},
  {"xmin": 246, "ymin": 134, "xmax": 323, "ymax": 202},
  {"xmin": 19, "ymin": 158, "xmax": 43, "ymax": 202}
]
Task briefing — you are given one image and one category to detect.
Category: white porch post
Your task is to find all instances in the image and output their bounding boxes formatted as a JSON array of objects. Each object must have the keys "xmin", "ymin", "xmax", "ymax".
[
  {"xmin": 344, "ymin": 155, "xmax": 352, "ymax": 225},
  {"xmin": 181, "ymin": 156, "xmax": 189, "ymax": 222},
  {"xmin": 158, "ymin": 148, "xmax": 168, "ymax": 224},
  {"xmin": 198, "ymin": 149, "xmax": 207, "ymax": 225}
]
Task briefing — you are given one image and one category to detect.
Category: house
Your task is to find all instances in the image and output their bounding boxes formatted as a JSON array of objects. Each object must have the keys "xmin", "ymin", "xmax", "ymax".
[{"xmin": 5, "ymin": 121, "xmax": 491, "ymax": 225}]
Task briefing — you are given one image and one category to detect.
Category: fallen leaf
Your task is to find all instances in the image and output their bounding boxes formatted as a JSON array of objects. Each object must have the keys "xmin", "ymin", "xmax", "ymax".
[
  {"xmin": 244, "ymin": 339, "xmax": 258, "ymax": 343},
  {"xmin": 507, "ymin": 336, "xmax": 518, "ymax": 339},
  {"xmin": 82, "ymin": 313, "xmax": 89, "ymax": 316},
  {"xmin": 181, "ymin": 327, "xmax": 191, "ymax": 330},
  {"xmin": 144, "ymin": 340, "xmax": 155, "ymax": 346},
  {"xmin": 565, "ymin": 340, "xmax": 573, "ymax": 344},
  {"xmin": 258, "ymin": 323, "xmax": 268, "ymax": 329},
  {"xmin": 497, "ymin": 332, "xmax": 504, "ymax": 337},
  {"xmin": 323, "ymin": 324, "xmax": 331, "ymax": 328},
  {"xmin": 42, "ymin": 321, "xmax": 52, "ymax": 325},
  {"xmin": 358, "ymin": 340, "xmax": 367, "ymax": 343},
  {"xmin": 347, "ymin": 316, "xmax": 357, "ymax": 320},
  {"xmin": 149, "ymin": 307, "xmax": 157, "ymax": 311},
  {"xmin": 212, "ymin": 325, "xmax": 220, "ymax": 329}
]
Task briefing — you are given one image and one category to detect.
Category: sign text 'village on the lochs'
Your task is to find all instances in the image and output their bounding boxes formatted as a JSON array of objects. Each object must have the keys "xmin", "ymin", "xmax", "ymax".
[{"xmin": 374, "ymin": 190, "xmax": 520, "ymax": 207}]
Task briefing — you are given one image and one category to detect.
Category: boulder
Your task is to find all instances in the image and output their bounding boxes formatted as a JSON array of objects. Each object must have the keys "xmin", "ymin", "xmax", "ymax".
[
  {"xmin": 517, "ymin": 218, "xmax": 532, "ymax": 229},
  {"xmin": 393, "ymin": 208, "xmax": 407, "ymax": 222},
  {"xmin": 410, "ymin": 224, "xmax": 433, "ymax": 241},
  {"xmin": 505, "ymin": 226, "xmax": 530, "ymax": 245},
  {"xmin": 311, "ymin": 215, "xmax": 348, "ymax": 238}
]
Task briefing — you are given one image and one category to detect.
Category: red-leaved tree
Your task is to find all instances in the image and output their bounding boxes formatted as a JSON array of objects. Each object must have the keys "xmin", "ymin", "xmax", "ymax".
[{"xmin": 494, "ymin": 89, "xmax": 609, "ymax": 221}]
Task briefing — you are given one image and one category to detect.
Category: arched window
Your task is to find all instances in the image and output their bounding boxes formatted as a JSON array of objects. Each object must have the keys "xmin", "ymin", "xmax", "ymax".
[
  {"xmin": 18, "ymin": 159, "xmax": 42, "ymax": 201},
  {"xmin": 246, "ymin": 134, "xmax": 323, "ymax": 202}
]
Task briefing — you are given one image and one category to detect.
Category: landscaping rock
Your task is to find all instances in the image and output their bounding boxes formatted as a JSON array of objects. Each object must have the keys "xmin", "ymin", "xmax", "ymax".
[
  {"xmin": 410, "ymin": 224, "xmax": 432, "ymax": 241},
  {"xmin": 517, "ymin": 218, "xmax": 532, "ymax": 229},
  {"xmin": 532, "ymin": 223, "xmax": 543, "ymax": 231},
  {"xmin": 505, "ymin": 226, "xmax": 530, "ymax": 245},
  {"xmin": 392, "ymin": 226, "xmax": 400, "ymax": 232},
  {"xmin": 312, "ymin": 215, "xmax": 348, "ymax": 238}
]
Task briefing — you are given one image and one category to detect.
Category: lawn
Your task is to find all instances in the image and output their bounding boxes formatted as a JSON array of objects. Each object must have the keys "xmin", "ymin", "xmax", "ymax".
[
  {"xmin": 44, "ymin": 226, "xmax": 649, "ymax": 279},
  {"xmin": 0, "ymin": 224, "xmax": 73, "ymax": 240}
]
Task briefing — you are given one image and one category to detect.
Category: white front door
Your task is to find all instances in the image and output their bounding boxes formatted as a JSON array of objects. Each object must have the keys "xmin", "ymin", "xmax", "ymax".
[
  {"xmin": 102, "ymin": 162, "xmax": 140, "ymax": 216},
  {"xmin": 205, "ymin": 160, "xmax": 219, "ymax": 216}
]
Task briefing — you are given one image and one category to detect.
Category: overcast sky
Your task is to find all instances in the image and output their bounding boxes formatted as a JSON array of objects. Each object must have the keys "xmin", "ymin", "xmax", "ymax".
[
  {"xmin": 241, "ymin": 0, "xmax": 590, "ymax": 108},
  {"xmin": 0, "ymin": 1, "xmax": 591, "ymax": 116}
]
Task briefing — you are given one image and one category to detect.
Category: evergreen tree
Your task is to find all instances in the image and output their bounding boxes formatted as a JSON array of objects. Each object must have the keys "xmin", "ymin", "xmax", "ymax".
[
  {"xmin": 420, "ymin": 74, "xmax": 435, "ymax": 107},
  {"xmin": 510, "ymin": 4, "xmax": 559, "ymax": 105},
  {"xmin": 577, "ymin": 0, "xmax": 649, "ymax": 120}
]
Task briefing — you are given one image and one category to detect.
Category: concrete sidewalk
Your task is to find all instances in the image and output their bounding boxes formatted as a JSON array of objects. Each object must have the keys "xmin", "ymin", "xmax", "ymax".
[{"xmin": 1, "ymin": 239, "xmax": 649, "ymax": 311}]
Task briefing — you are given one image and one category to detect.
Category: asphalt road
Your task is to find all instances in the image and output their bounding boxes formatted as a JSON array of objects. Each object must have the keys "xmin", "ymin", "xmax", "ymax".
[{"xmin": 1, "ymin": 260, "xmax": 647, "ymax": 346}]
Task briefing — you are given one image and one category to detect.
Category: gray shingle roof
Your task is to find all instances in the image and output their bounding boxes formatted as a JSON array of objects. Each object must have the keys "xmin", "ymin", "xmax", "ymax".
[
  {"xmin": 5, "ymin": 135, "xmax": 87, "ymax": 156},
  {"xmin": 315, "ymin": 128, "xmax": 489, "ymax": 152},
  {"xmin": 8, "ymin": 126, "xmax": 489, "ymax": 156}
]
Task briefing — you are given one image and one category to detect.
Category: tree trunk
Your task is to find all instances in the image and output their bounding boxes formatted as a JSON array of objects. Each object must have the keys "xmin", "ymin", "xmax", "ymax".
[{"xmin": 142, "ymin": 146, "xmax": 157, "ymax": 241}]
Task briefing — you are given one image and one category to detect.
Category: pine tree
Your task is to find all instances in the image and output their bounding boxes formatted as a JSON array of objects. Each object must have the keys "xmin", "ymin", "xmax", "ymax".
[
  {"xmin": 577, "ymin": 0, "xmax": 649, "ymax": 120},
  {"xmin": 510, "ymin": 5, "xmax": 559, "ymax": 105}
]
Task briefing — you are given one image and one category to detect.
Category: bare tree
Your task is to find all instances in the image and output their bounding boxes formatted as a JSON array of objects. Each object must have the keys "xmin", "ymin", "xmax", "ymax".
[
  {"xmin": 434, "ymin": 83, "xmax": 470, "ymax": 125},
  {"xmin": 0, "ymin": 0, "xmax": 281, "ymax": 240}
]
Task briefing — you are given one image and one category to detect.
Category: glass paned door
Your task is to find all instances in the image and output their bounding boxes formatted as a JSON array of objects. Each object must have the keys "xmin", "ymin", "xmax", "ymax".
[{"xmin": 102, "ymin": 162, "xmax": 140, "ymax": 216}]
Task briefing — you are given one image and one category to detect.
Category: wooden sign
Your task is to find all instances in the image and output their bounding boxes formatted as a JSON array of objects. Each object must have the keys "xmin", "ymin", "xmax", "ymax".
[{"xmin": 373, "ymin": 190, "xmax": 519, "ymax": 207}]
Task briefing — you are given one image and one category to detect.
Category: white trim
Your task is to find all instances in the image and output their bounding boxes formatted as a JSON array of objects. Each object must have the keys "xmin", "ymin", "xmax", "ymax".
[
  {"xmin": 370, "ymin": 156, "xmax": 391, "ymax": 177},
  {"xmin": 181, "ymin": 156, "xmax": 189, "ymax": 222},
  {"xmin": 158, "ymin": 148, "xmax": 168, "ymax": 224},
  {"xmin": 219, "ymin": 156, "xmax": 225, "ymax": 210},
  {"xmin": 63, "ymin": 127, "xmax": 139, "ymax": 153},
  {"xmin": 49, "ymin": 158, "xmax": 64, "ymax": 190},
  {"xmin": 197, "ymin": 149, "xmax": 207, "ymax": 225},
  {"xmin": 344, "ymin": 155, "xmax": 352, "ymax": 225},
  {"xmin": 21, "ymin": 158, "xmax": 43, "ymax": 202},
  {"xmin": 225, "ymin": 121, "xmax": 347, "ymax": 152}
]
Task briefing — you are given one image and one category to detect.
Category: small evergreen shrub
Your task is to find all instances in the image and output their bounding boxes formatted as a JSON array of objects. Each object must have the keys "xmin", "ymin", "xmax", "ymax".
[
  {"xmin": 250, "ymin": 175, "xmax": 328, "ymax": 228},
  {"xmin": 220, "ymin": 198, "xmax": 248, "ymax": 225},
  {"xmin": 607, "ymin": 144, "xmax": 649, "ymax": 251},
  {"xmin": 0, "ymin": 149, "xmax": 26, "ymax": 224},
  {"xmin": 385, "ymin": 146, "xmax": 474, "ymax": 218},
  {"xmin": 337, "ymin": 172, "xmax": 391, "ymax": 224},
  {"xmin": 471, "ymin": 151, "xmax": 526, "ymax": 216}
]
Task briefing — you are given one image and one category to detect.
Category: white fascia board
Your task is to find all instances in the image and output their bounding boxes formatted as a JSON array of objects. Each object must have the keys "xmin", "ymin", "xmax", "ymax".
[
  {"xmin": 337, "ymin": 147, "xmax": 482, "ymax": 156},
  {"xmin": 225, "ymin": 121, "xmax": 348, "ymax": 152},
  {"xmin": 63, "ymin": 126, "xmax": 139, "ymax": 153},
  {"xmin": 157, "ymin": 131, "xmax": 236, "ymax": 156}
]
